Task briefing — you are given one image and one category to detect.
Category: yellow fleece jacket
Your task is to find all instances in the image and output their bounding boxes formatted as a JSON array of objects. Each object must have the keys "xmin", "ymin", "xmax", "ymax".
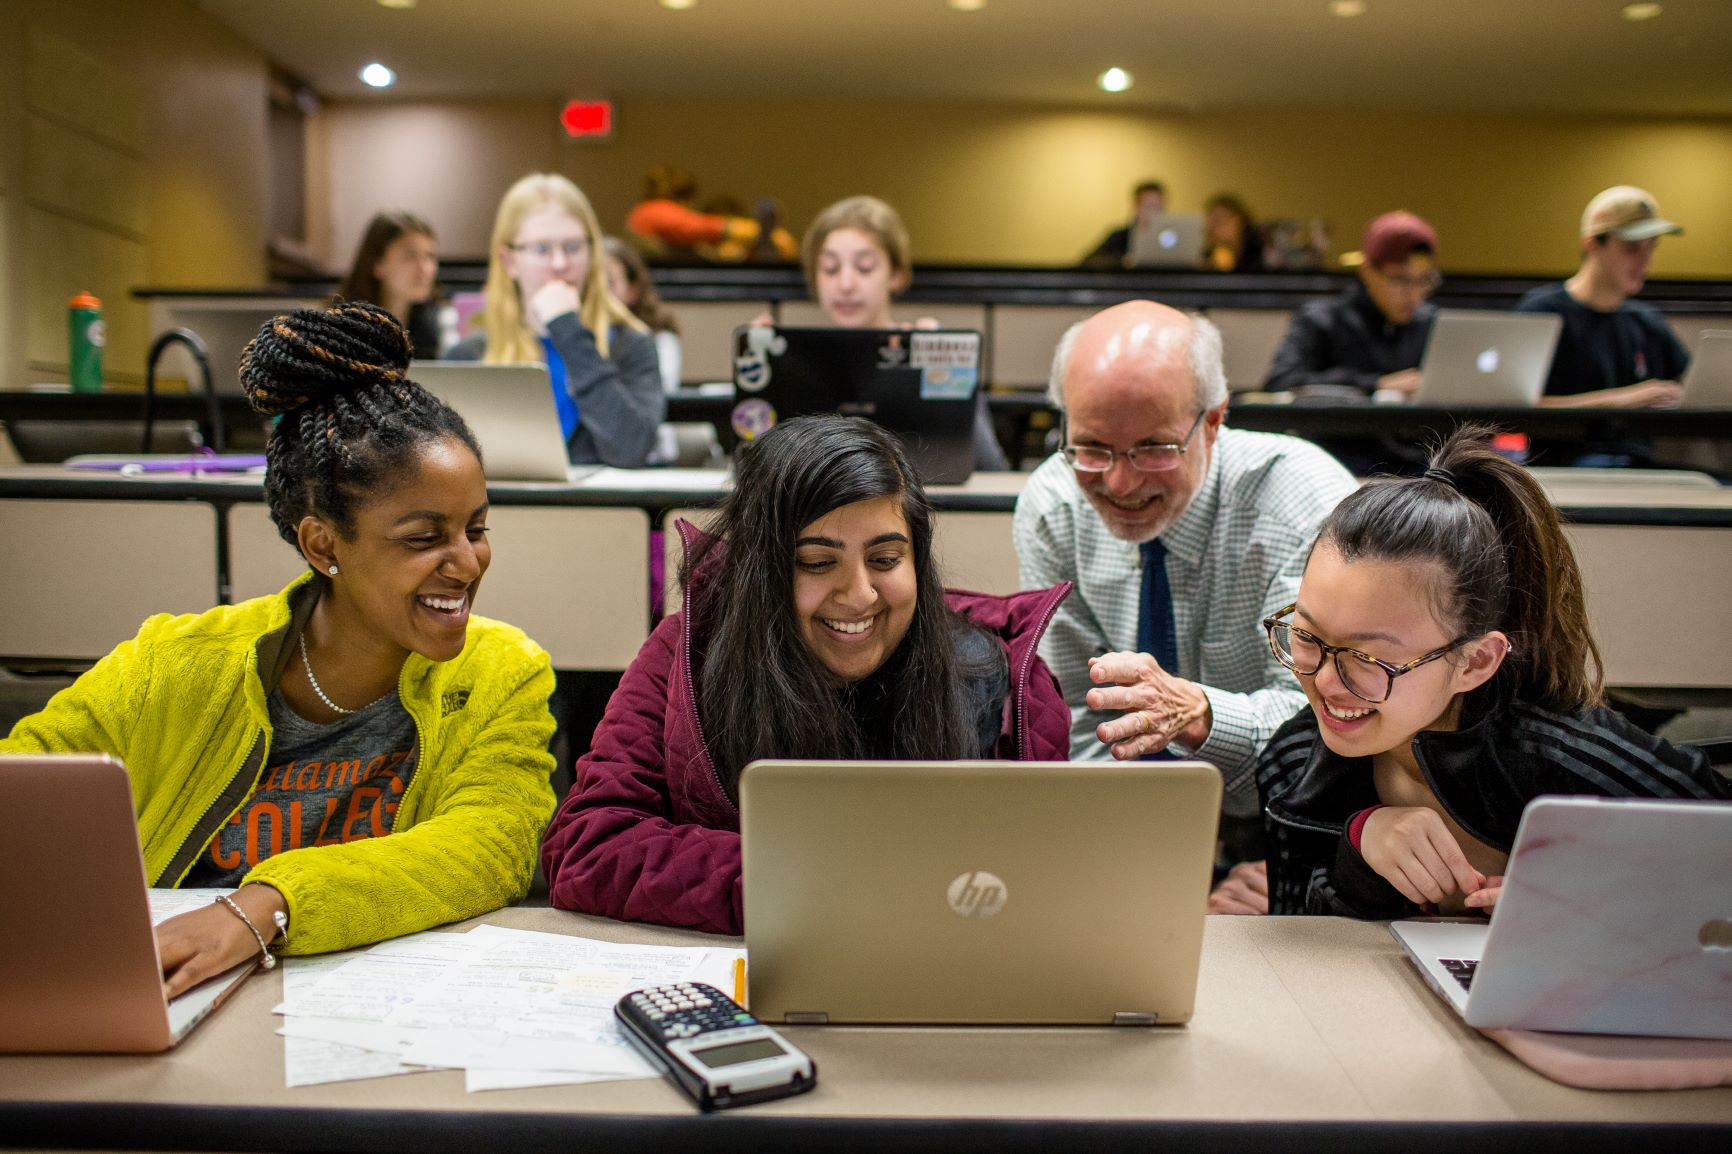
[{"xmin": 0, "ymin": 573, "xmax": 557, "ymax": 954}]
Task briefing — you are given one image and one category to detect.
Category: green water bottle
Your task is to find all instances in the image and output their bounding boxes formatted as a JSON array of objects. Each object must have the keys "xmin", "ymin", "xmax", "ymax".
[{"xmin": 68, "ymin": 290, "xmax": 105, "ymax": 393}]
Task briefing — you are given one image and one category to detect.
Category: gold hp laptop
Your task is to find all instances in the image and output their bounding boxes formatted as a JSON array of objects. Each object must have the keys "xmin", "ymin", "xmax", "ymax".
[
  {"xmin": 740, "ymin": 760, "xmax": 1222, "ymax": 1026},
  {"xmin": 0, "ymin": 754, "xmax": 258, "ymax": 1052}
]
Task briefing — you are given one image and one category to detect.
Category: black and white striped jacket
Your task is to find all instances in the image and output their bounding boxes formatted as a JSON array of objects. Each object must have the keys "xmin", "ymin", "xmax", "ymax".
[{"xmin": 1256, "ymin": 682, "xmax": 1730, "ymax": 918}]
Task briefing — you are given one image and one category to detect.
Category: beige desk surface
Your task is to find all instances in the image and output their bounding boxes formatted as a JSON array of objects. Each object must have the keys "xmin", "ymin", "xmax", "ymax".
[
  {"xmin": 3, "ymin": 909, "xmax": 1727, "ymax": 1151},
  {"xmin": 4, "ymin": 466, "xmax": 1730, "ymax": 688}
]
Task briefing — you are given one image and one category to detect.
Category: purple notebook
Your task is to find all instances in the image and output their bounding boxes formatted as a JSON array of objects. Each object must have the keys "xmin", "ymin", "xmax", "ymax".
[{"xmin": 66, "ymin": 454, "xmax": 267, "ymax": 474}]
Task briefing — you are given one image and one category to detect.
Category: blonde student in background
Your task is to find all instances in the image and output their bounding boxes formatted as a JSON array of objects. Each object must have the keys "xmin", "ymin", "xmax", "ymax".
[
  {"xmin": 449, "ymin": 173, "xmax": 665, "ymax": 467},
  {"xmin": 0, "ymin": 304, "xmax": 557, "ymax": 996}
]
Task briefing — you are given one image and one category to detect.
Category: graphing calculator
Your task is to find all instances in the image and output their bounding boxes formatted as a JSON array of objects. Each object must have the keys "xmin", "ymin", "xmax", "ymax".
[{"xmin": 614, "ymin": 982, "xmax": 817, "ymax": 1111}]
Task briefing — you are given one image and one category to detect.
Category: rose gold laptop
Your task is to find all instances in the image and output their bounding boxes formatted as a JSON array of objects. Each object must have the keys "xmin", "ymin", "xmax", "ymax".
[
  {"xmin": 0, "ymin": 754, "xmax": 258, "ymax": 1052},
  {"xmin": 740, "ymin": 760, "xmax": 1222, "ymax": 1026}
]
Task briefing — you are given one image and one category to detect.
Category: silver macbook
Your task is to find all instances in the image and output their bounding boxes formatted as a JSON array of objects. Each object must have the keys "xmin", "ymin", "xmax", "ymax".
[
  {"xmin": 1412, "ymin": 309, "xmax": 1562, "ymax": 406},
  {"xmin": 1391, "ymin": 796, "xmax": 1732, "ymax": 1039},
  {"xmin": 740, "ymin": 759, "xmax": 1222, "ymax": 1026},
  {"xmin": 412, "ymin": 361, "xmax": 593, "ymax": 482},
  {"xmin": 1680, "ymin": 330, "xmax": 1732, "ymax": 408},
  {"xmin": 1127, "ymin": 213, "xmax": 1206, "ymax": 269},
  {"xmin": 0, "ymin": 754, "xmax": 257, "ymax": 1052}
]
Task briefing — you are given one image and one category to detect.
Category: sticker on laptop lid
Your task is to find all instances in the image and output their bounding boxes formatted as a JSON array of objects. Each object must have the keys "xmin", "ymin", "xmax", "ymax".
[
  {"xmin": 876, "ymin": 333, "xmax": 909, "ymax": 370},
  {"xmin": 919, "ymin": 364, "xmax": 978, "ymax": 400},
  {"xmin": 735, "ymin": 326, "xmax": 786, "ymax": 393},
  {"xmin": 910, "ymin": 332, "xmax": 980, "ymax": 369},
  {"xmin": 731, "ymin": 398, "xmax": 776, "ymax": 442},
  {"xmin": 911, "ymin": 332, "xmax": 981, "ymax": 400}
]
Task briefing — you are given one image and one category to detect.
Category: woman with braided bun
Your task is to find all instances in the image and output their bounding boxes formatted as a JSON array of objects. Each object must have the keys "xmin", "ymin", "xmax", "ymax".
[
  {"xmin": 1254, "ymin": 426, "xmax": 1728, "ymax": 919},
  {"xmin": 449, "ymin": 173, "xmax": 665, "ymax": 467},
  {"xmin": 1, "ymin": 303, "xmax": 557, "ymax": 995}
]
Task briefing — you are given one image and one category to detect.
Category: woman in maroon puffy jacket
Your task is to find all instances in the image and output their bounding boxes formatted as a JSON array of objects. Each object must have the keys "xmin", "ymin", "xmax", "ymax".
[{"xmin": 542, "ymin": 415, "xmax": 1073, "ymax": 933}]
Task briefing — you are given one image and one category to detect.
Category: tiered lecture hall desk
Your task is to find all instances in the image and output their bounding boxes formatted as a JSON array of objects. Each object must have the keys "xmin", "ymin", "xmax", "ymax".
[
  {"xmin": 1, "ymin": 907, "xmax": 1728, "ymax": 1152},
  {"xmin": 2, "ymin": 465, "xmax": 1728, "ymax": 699}
]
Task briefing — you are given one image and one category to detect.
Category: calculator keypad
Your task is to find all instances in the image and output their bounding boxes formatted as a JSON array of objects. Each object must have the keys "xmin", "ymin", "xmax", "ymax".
[{"xmin": 627, "ymin": 983, "xmax": 757, "ymax": 1041}]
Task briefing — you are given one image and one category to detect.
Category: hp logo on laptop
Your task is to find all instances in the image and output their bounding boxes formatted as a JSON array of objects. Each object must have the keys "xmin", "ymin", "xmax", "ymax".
[{"xmin": 947, "ymin": 871, "xmax": 1008, "ymax": 919}]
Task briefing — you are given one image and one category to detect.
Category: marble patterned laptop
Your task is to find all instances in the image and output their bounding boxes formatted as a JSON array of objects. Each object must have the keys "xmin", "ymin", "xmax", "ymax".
[{"xmin": 1391, "ymin": 796, "xmax": 1732, "ymax": 1040}]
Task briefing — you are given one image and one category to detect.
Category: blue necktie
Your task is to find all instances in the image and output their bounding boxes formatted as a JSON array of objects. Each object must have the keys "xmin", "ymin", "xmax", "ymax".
[
  {"xmin": 1137, "ymin": 538, "xmax": 1179, "ymax": 760},
  {"xmin": 1138, "ymin": 539, "xmax": 1179, "ymax": 675}
]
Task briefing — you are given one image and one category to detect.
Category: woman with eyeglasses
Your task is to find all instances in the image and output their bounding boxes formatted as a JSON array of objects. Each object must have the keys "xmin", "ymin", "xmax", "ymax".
[
  {"xmin": 1255, "ymin": 426, "xmax": 1728, "ymax": 919},
  {"xmin": 449, "ymin": 173, "xmax": 664, "ymax": 467}
]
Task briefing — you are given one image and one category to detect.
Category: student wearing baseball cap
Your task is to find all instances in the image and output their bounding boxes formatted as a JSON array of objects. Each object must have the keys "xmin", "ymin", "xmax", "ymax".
[
  {"xmin": 1265, "ymin": 211, "xmax": 1441, "ymax": 398},
  {"xmin": 1515, "ymin": 186, "xmax": 1688, "ymax": 427},
  {"xmin": 1263, "ymin": 211, "xmax": 1442, "ymax": 473}
]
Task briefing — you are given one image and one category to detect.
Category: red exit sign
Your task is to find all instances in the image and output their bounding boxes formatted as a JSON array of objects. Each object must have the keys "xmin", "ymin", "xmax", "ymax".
[{"xmin": 561, "ymin": 100, "xmax": 613, "ymax": 139}]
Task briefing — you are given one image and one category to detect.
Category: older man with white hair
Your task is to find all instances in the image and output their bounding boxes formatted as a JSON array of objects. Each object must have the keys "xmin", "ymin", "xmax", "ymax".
[{"xmin": 1015, "ymin": 301, "xmax": 1354, "ymax": 849}]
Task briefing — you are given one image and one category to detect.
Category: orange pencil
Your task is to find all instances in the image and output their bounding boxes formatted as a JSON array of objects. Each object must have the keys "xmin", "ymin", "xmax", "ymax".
[{"xmin": 732, "ymin": 956, "xmax": 747, "ymax": 1007}]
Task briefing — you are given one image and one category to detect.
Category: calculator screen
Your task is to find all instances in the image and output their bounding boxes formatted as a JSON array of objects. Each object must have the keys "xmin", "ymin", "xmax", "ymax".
[{"xmin": 690, "ymin": 1037, "xmax": 785, "ymax": 1068}]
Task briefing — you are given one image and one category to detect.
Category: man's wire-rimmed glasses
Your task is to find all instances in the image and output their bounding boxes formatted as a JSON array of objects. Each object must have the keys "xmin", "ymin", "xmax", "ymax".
[{"xmin": 1062, "ymin": 409, "xmax": 1207, "ymax": 474}]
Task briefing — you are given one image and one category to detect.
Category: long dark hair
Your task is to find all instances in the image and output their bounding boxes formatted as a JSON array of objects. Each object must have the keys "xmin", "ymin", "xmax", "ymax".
[
  {"xmin": 1315, "ymin": 425, "xmax": 1603, "ymax": 712},
  {"xmin": 241, "ymin": 302, "xmax": 482, "ymax": 577},
  {"xmin": 335, "ymin": 211, "xmax": 442, "ymax": 358},
  {"xmin": 336, "ymin": 210, "xmax": 436, "ymax": 306},
  {"xmin": 684, "ymin": 416, "xmax": 977, "ymax": 796}
]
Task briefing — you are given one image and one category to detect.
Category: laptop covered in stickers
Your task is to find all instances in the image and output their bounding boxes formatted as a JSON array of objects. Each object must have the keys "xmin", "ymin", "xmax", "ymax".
[{"xmin": 729, "ymin": 325, "xmax": 981, "ymax": 484}]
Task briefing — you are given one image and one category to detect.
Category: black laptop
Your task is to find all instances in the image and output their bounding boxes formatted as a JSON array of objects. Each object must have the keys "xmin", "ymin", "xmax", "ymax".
[{"xmin": 730, "ymin": 326, "xmax": 981, "ymax": 484}]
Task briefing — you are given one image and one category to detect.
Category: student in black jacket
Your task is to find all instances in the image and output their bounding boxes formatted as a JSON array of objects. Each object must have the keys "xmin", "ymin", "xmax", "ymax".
[
  {"xmin": 1079, "ymin": 179, "xmax": 1167, "ymax": 269},
  {"xmin": 1264, "ymin": 212, "xmax": 1440, "ymax": 398},
  {"xmin": 1254, "ymin": 426, "xmax": 1728, "ymax": 919}
]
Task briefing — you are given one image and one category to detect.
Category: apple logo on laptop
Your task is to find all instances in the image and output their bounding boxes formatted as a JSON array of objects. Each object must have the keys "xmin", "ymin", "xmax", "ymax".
[
  {"xmin": 1476, "ymin": 347, "xmax": 1500, "ymax": 375},
  {"xmin": 947, "ymin": 871, "xmax": 1007, "ymax": 919},
  {"xmin": 1158, "ymin": 228, "xmax": 1179, "ymax": 250}
]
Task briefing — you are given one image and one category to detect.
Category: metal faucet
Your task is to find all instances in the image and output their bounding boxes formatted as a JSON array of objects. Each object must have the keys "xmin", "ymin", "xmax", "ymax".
[{"xmin": 142, "ymin": 327, "xmax": 223, "ymax": 452}]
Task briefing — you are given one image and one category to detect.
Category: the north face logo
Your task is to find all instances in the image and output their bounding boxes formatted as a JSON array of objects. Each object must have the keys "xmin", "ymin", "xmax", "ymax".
[{"xmin": 441, "ymin": 689, "xmax": 471, "ymax": 717}]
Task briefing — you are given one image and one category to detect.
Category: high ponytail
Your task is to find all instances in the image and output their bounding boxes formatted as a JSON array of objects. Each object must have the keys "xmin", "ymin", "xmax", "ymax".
[{"xmin": 1316, "ymin": 425, "xmax": 1603, "ymax": 712}]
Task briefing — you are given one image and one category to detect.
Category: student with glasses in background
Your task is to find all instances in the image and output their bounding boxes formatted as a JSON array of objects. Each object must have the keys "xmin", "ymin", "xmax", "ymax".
[
  {"xmin": 1014, "ymin": 301, "xmax": 1356, "ymax": 913},
  {"xmin": 449, "ymin": 173, "xmax": 664, "ymax": 467},
  {"xmin": 1254, "ymin": 426, "xmax": 1729, "ymax": 920}
]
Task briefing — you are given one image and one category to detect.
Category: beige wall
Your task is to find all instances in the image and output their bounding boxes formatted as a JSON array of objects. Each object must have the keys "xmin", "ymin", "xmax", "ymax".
[
  {"xmin": 0, "ymin": 0, "xmax": 267, "ymax": 389},
  {"xmin": 318, "ymin": 95, "xmax": 1732, "ymax": 278}
]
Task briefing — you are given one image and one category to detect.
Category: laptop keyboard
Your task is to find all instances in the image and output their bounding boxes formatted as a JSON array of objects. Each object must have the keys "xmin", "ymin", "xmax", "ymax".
[{"xmin": 1439, "ymin": 958, "xmax": 1478, "ymax": 991}]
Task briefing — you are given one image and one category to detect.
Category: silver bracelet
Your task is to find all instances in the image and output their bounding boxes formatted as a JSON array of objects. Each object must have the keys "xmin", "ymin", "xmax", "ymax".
[
  {"xmin": 214, "ymin": 894, "xmax": 277, "ymax": 971},
  {"xmin": 270, "ymin": 909, "xmax": 290, "ymax": 953}
]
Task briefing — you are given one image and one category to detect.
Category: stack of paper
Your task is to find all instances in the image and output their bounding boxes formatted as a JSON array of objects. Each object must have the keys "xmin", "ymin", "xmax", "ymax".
[{"xmin": 272, "ymin": 924, "xmax": 744, "ymax": 1091}]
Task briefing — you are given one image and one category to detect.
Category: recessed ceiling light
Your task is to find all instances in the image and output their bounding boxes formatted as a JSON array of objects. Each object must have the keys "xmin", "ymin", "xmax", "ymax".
[
  {"xmin": 359, "ymin": 62, "xmax": 396, "ymax": 88},
  {"xmin": 1622, "ymin": 3, "xmax": 1662, "ymax": 20},
  {"xmin": 1328, "ymin": 0, "xmax": 1367, "ymax": 17},
  {"xmin": 1097, "ymin": 67, "xmax": 1132, "ymax": 93},
  {"xmin": 377, "ymin": 0, "xmax": 417, "ymax": 10},
  {"xmin": 948, "ymin": 0, "xmax": 988, "ymax": 11},
  {"xmin": 660, "ymin": 0, "xmax": 699, "ymax": 10}
]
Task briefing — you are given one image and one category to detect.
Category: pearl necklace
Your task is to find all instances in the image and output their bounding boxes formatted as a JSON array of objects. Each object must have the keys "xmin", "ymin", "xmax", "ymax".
[{"xmin": 298, "ymin": 633, "xmax": 394, "ymax": 716}]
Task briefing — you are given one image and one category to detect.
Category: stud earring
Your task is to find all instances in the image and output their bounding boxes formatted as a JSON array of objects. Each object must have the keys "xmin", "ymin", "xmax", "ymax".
[{"xmin": 328, "ymin": 565, "xmax": 339, "ymax": 576}]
